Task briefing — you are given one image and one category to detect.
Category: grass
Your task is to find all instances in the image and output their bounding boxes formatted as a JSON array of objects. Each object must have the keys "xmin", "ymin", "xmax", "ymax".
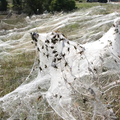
[
  {"xmin": 110, "ymin": 87, "xmax": 120, "ymax": 119},
  {"xmin": 0, "ymin": 51, "xmax": 35, "ymax": 97},
  {"xmin": 58, "ymin": 23, "xmax": 80, "ymax": 38},
  {"xmin": 76, "ymin": 2, "xmax": 120, "ymax": 14},
  {"xmin": 0, "ymin": 13, "xmax": 27, "ymax": 31},
  {"xmin": 0, "ymin": 18, "xmax": 27, "ymax": 31},
  {"xmin": 76, "ymin": 2, "xmax": 100, "ymax": 10}
]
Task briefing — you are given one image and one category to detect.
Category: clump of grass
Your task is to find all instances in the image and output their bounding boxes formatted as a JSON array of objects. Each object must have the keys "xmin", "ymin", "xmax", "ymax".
[{"xmin": 0, "ymin": 51, "xmax": 35, "ymax": 97}]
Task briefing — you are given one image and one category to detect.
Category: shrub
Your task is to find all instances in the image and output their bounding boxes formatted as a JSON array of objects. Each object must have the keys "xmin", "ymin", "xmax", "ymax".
[
  {"xmin": 49, "ymin": 0, "xmax": 76, "ymax": 12},
  {"xmin": 0, "ymin": 0, "xmax": 7, "ymax": 11},
  {"xmin": 25, "ymin": 0, "xmax": 43, "ymax": 14},
  {"xmin": 12, "ymin": 0, "xmax": 22, "ymax": 13},
  {"xmin": 98, "ymin": 0, "xmax": 107, "ymax": 3}
]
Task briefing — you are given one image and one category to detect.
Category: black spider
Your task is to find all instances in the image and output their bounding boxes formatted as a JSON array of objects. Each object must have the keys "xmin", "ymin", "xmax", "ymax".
[
  {"xmin": 42, "ymin": 46, "xmax": 44, "ymax": 49},
  {"xmin": 67, "ymin": 41, "xmax": 70, "ymax": 44},
  {"xmin": 51, "ymin": 39, "xmax": 57, "ymax": 44},
  {"xmin": 53, "ymin": 35, "xmax": 56, "ymax": 39},
  {"xmin": 57, "ymin": 58, "xmax": 62, "ymax": 61},
  {"xmin": 46, "ymin": 54, "xmax": 49, "ymax": 58},
  {"xmin": 53, "ymin": 58, "xmax": 56, "ymax": 62},
  {"xmin": 37, "ymin": 47, "xmax": 40, "ymax": 51},
  {"xmin": 62, "ymin": 34, "xmax": 65, "ymax": 37},
  {"xmin": 79, "ymin": 50, "xmax": 84, "ymax": 54},
  {"xmin": 65, "ymin": 62, "xmax": 67, "ymax": 67},
  {"xmin": 38, "ymin": 59, "xmax": 40, "ymax": 64},
  {"xmin": 54, "ymin": 54, "xmax": 58, "ymax": 57},
  {"xmin": 35, "ymin": 43, "xmax": 37, "ymax": 46},
  {"xmin": 53, "ymin": 50, "xmax": 57, "ymax": 54},
  {"xmin": 67, "ymin": 47, "xmax": 70, "ymax": 52},
  {"xmin": 45, "ymin": 40, "xmax": 50, "ymax": 44},
  {"xmin": 54, "ymin": 94, "xmax": 58, "ymax": 98},
  {"xmin": 39, "ymin": 67, "xmax": 42, "ymax": 71},
  {"xmin": 60, "ymin": 38, "xmax": 65, "ymax": 41},
  {"xmin": 45, "ymin": 45, "xmax": 48, "ymax": 51},
  {"xmin": 61, "ymin": 53, "xmax": 65, "ymax": 57},
  {"xmin": 51, "ymin": 46, "xmax": 54, "ymax": 49},
  {"xmin": 83, "ymin": 98, "xmax": 88, "ymax": 104},
  {"xmin": 54, "ymin": 65, "xmax": 58, "ymax": 69},
  {"xmin": 60, "ymin": 95, "xmax": 62, "ymax": 98},
  {"xmin": 74, "ymin": 46, "xmax": 77, "ymax": 50},
  {"xmin": 57, "ymin": 34, "xmax": 60, "ymax": 38},
  {"xmin": 30, "ymin": 32, "xmax": 38, "ymax": 42},
  {"xmin": 52, "ymin": 64, "xmax": 58, "ymax": 69}
]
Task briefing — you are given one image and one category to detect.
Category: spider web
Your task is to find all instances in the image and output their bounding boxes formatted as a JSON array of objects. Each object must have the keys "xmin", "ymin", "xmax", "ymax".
[{"xmin": 0, "ymin": 18, "xmax": 120, "ymax": 120}]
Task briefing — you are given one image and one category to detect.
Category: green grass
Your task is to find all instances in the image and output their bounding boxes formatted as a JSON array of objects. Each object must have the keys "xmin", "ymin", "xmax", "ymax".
[
  {"xmin": 58, "ymin": 23, "xmax": 80, "ymax": 38},
  {"xmin": 76, "ymin": 2, "xmax": 100, "ymax": 10},
  {"xmin": 76, "ymin": 2, "xmax": 120, "ymax": 14}
]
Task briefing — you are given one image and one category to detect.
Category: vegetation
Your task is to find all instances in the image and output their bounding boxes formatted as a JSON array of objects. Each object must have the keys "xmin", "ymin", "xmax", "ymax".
[
  {"xmin": 12, "ymin": 0, "xmax": 76, "ymax": 14},
  {"xmin": 0, "ymin": 0, "xmax": 76, "ymax": 14},
  {"xmin": 76, "ymin": 2, "xmax": 99, "ymax": 9},
  {"xmin": 49, "ymin": 0, "xmax": 76, "ymax": 11},
  {"xmin": 0, "ymin": 51, "xmax": 35, "ymax": 97},
  {"xmin": 1, "ymin": 1, "xmax": 120, "ymax": 119},
  {"xmin": 12, "ymin": 0, "xmax": 23, "ymax": 13},
  {"xmin": 0, "ymin": 0, "xmax": 8, "ymax": 11},
  {"xmin": 76, "ymin": 2, "xmax": 120, "ymax": 13}
]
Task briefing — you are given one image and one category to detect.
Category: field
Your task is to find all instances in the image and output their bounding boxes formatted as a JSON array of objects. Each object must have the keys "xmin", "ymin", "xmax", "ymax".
[{"xmin": 0, "ymin": 2, "xmax": 120, "ymax": 120}]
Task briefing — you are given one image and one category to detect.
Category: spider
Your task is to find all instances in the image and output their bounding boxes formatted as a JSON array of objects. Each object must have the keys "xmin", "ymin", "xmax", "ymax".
[
  {"xmin": 65, "ymin": 62, "xmax": 68, "ymax": 67},
  {"xmin": 67, "ymin": 41, "xmax": 70, "ymax": 44},
  {"xmin": 42, "ymin": 46, "xmax": 44, "ymax": 49},
  {"xmin": 67, "ymin": 47, "xmax": 70, "ymax": 52},
  {"xmin": 39, "ymin": 67, "xmax": 42, "ymax": 71},
  {"xmin": 45, "ymin": 40, "xmax": 50, "ymax": 43},
  {"xmin": 57, "ymin": 58, "xmax": 62, "ymax": 61},
  {"xmin": 37, "ymin": 47, "xmax": 40, "ymax": 51},
  {"xmin": 53, "ymin": 50, "xmax": 57, "ymax": 54},
  {"xmin": 46, "ymin": 54, "xmax": 49, "ymax": 58},
  {"xmin": 74, "ymin": 46, "xmax": 77, "ymax": 50},
  {"xmin": 51, "ymin": 46, "xmax": 54, "ymax": 49},
  {"xmin": 45, "ymin": 65, "xmax": 47, "ymax": 68},
  {"xmin": 54, "ymin": 54, "xmax": 58, "ymax": 57}
]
